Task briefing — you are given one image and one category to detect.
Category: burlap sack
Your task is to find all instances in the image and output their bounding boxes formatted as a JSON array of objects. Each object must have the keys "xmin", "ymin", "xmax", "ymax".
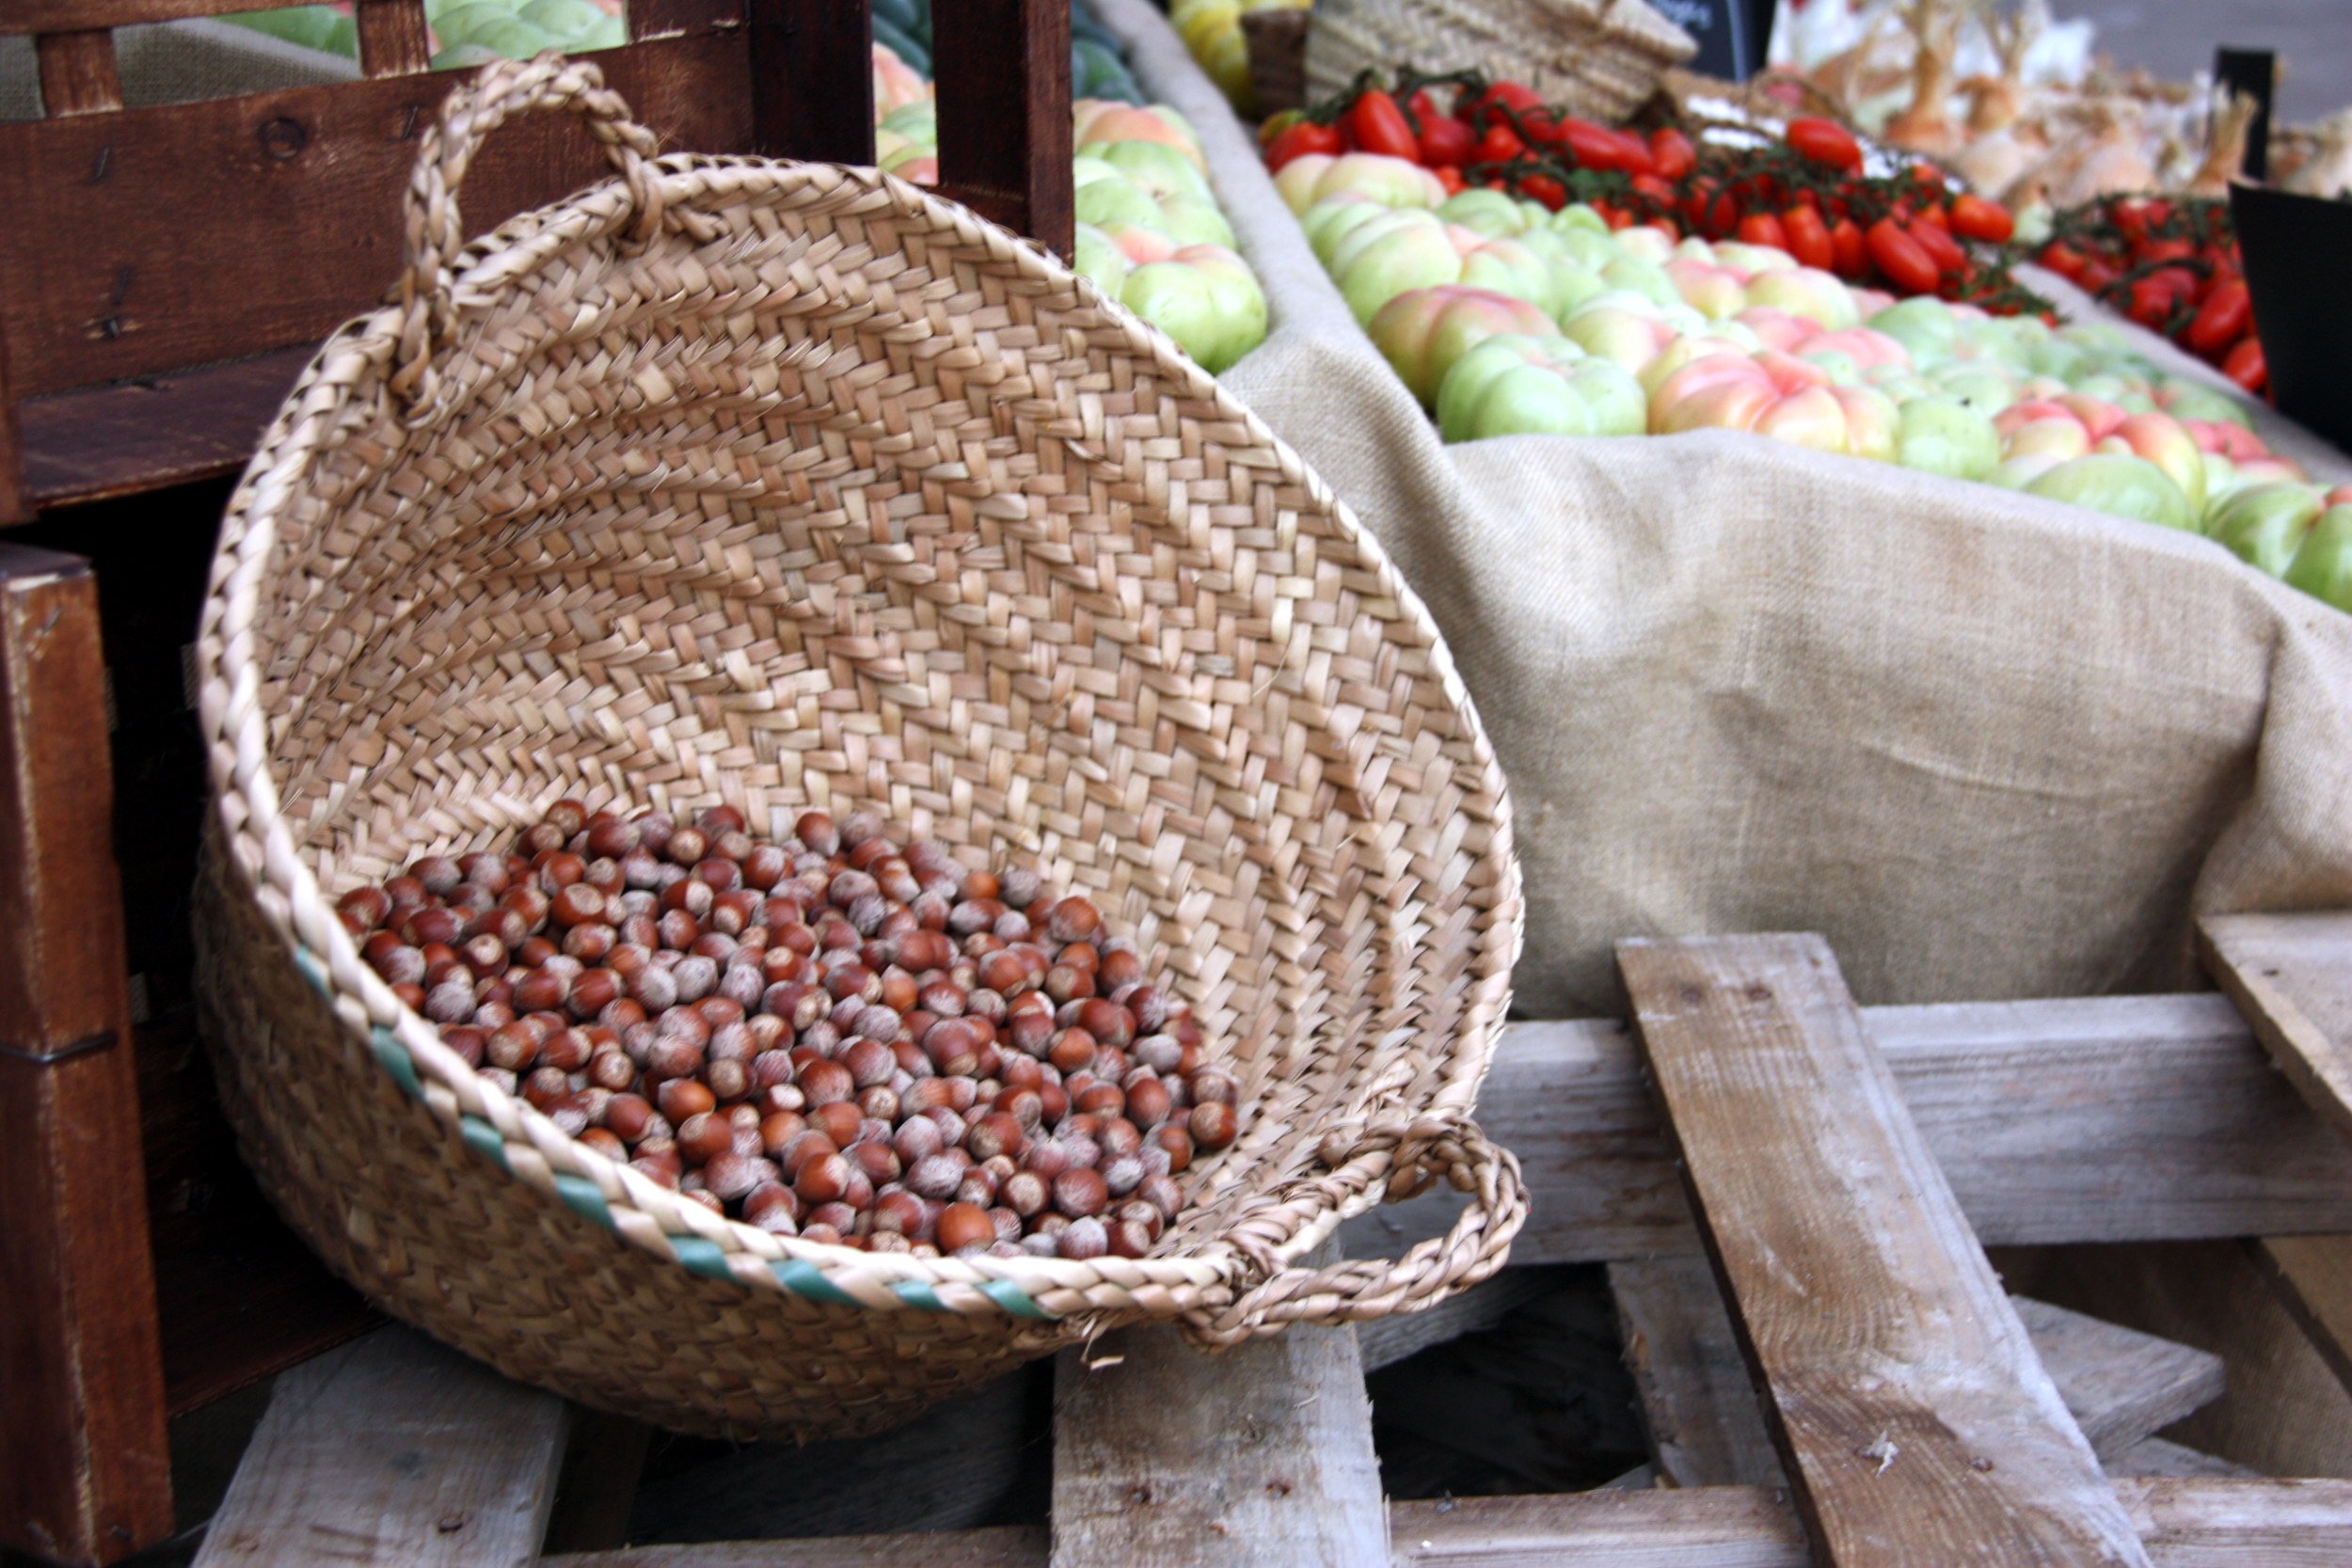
[{"xmin": 1097, "ymin": 0, "xmax": 2352, "ymax": 1017}]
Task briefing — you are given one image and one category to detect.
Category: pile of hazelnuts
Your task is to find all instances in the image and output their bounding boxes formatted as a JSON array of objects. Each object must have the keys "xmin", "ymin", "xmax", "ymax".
[{"xmin": 336, "ymin": 800, "xmax": 1240, "ymax": 1261}]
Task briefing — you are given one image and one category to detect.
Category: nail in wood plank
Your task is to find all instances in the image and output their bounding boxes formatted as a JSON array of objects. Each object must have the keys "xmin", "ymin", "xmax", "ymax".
[
  {"xmin": 0, "ymin": 546, "xmax": 174, "ymax": 1567},
  {"xmin": 193, "ymin": 1327, "xmax": 567, "ymax": 1568},
  {"xmin": 1620, "ymin": 933, "xmax": 2151, "ymax": 1567},
  {"xmin": 2199, "ymin": 912, "xmax": 2352, "ymax": 1147},
  {"xmin": 1343, "ymin": 995, "xmax": 2352, "ymax": 1269},
  {"xmin": 1048, "ymin": 1246, "xmax": 1384, "ymax": 1568}
]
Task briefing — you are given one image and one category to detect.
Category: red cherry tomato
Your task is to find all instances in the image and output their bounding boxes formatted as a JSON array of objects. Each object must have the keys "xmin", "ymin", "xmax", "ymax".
[
  {"xmin": 1735, "ymin": 211, "xmax": 1788, "ymax": 250},
  {"xmin": 1830, "ymin": 215, "xmax": 1867, "ymax": 277},
  {"xmin": 1521, "ymin": 174, "xmax": 1570, "ymax": 211},
  {"xmin": 1264, "ymin": 119, "xmax": 1346, "ymax": 172},
  {"xmin": 1867, "ymin": 217, "xmax": 1939, "ymax": 293},
  {"xmin": 2039, "ymin": 241, "xmax": 2088, "ymax": 281},
  {"xmin": 1908, "ymin": 216, "xmax": 1967, "ymax": 275},
  {"xmin": 1947, "ymin": 194, "xmax": 2013, "ymax": 243},
  {"xmin": 1606, "ymin": 128, "xmax": 1658, "ymax": 176},
  {"xmin": 1649, "ymin": 127, "xmax": 1697, "ymax": 181},
  {"xmin": 1417, "ymin": 114, "xmax": 1476, "ymax": 168},
  {"xmin": 2184, "ymin": 277, "xmax": 2251, "ymax": 357},
  {"xmin": 1342, "ymin": 89, "xmax": 1422, "ymax": 163},
  {"xmin": 1473, "ymin": 122, "xmax": 1526, "ymax": 165},
  {"xmin": 2222, "ymin": 335, "xmax": 2266, "ymax": 393},
  {"xmin": 1469, "ymin": 81, "xmax": 1551, "ymax": 140},
  {"xmin": 1434, "ymin": 163, "xmax": 1468, "ymax": 196},
  {"xmin": 1786, "ymin": 116, "xmax": 1863, "ymax": 173},
  {"xmin": 1630, "ymin": 172, "xmax": 1677, "ymax": 213},
  {"xmin": 1781, "ymin": 204, "xmax": 1835, "ymax": 271},
  {"xmin": 1553, "ymin": 117, "xmax": 1627, "ymax": 169}
]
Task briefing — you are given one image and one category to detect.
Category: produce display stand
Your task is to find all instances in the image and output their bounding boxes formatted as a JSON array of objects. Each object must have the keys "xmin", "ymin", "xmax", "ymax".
[
  {"xmin": 0, "ymin": 6, "xmax": 1074, "ymax": 1564},
  {"xmin": 169, "ymin": 923, "xmax": 2352, "ymax": 1566}
]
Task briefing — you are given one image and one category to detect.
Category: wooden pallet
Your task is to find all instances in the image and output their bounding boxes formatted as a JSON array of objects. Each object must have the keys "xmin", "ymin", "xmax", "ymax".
[{"xmin": 175, "ymin": 916, "xmax": 2352, "ymax": 1566}]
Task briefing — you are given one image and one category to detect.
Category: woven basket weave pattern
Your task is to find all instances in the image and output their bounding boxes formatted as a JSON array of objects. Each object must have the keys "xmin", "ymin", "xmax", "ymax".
[
  {"xmin": 1307, "ymin": 0, "xmax": 1696, "ymax": 122},
  {"xmin": 195, "ymin": 56, "xmax": 1523, "ymax": 1437}
]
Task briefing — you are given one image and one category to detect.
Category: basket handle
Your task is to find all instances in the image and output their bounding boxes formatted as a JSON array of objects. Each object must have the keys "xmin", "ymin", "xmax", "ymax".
[
  {"xmin": 391, "ymin": 53, "xmax": 671, "ymax": 409},
  {"xmin": 1179, "ymin": 1108, "xmax": 1528, "ymax": 1347}
]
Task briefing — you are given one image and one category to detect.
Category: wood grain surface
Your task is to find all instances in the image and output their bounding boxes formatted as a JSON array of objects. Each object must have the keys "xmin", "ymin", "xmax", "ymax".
[
  {"xmin": 35, "ymin": 29, "xmax": 123, "ymax": 115},
  {"xmin": 1342, "ymin": 994, "xmax": 2352, "ymax": 1266},
  {"xmin": 747, "ymin": 0, "xmax": 874, "ymax": 166},
  {"xmin": 192, "ymin": 1327, "xmax": 567, "ymax": 1568},
  {"xmin": 1049, "ymin": 1244, "xmax": 1385, "ymax": 1568},
  {"xmin": 2199, "ymin": 912, "xmax": 2352, "ymax": 1147},
  {"xmin": 934, "ymin": 0, "xmax": 1074, "ymax": 258},
  {"xmin": 18, "ymin": 346, "xmax": 313, "ymax": 511},
  {"xmin": 354, "ymin": 0, "xmax": 433, "ymax": 79},
  {"xmin": 0, "ymin": 546, "xmax": 174, "ymax": 1567},
  {"xmin": 1622, "ymin": 933, "xmax": 2150, "ymax": 1568}
]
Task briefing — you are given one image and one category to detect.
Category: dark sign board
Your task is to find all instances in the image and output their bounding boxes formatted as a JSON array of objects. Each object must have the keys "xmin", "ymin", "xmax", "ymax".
[
  {"xmin": 2230, "ymin": 181, "xmax": 2352, "ymax": 454},
  {"xmin": 1647, "ymin": 0, "xmax": 1778, "ymax": 81}
]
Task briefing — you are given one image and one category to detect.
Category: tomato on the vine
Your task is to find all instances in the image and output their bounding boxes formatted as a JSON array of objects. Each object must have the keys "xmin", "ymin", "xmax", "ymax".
[
  {"xmin": 1553, "ymin": 116, "xmax": 1628, "ymax": 170},
  {"xmin": 1781, "ymin": 204, "xmax": 1835, "ymax": 271},
  {"xmin": 1473, "ymin": 122, "xmax": 1526, "ymax": 164},
  {"xmin": 2184, "ymin": 277, "xmax": 2251, "ymax": 356},
  {"xmin": 1265, "ymin": 119, "xmax": 1345, "ymax": 172},
  {"xmin": 1947, "ymin": 194, "xmax": 2013, "ymax": 243},
  {"xmin": 1908, "ymin": 216, "xmax": 1967, "ymax": 276},
  {"xmin": 1830, "ymin": 216, "xmax": 1867, "ymax": 277},
  {"xmin": 2222, "ymin": 336, "xmax": 2266, "ymax": 393},
  {"xmin": 1418, "ymin": 114, "xmax": 1476, "ymax": 169},
  {"xmin": 2040, "ymin": 242, "xmax": 2088, "ymax": 281},
  {"xmin": 1867, "ymin": 217, "xmax": 1939, "ymax": 293},
  {"xmin": 1343, "ymin": 89, "xmax": 1422, "ymax": 163},
  {"xmin": 1786, "ymin": 116, "xmax": 1862, "ymax": 172},
  {"xmin": 1521, "ymin": 173, "xmax": 1568, "ymax": 211},
  {"xmin": 1434, "ymin": 164, "xmax": 1468, "ymax": 196},
  {"xmin": 1736, "ymin": 211, "xmax": 1788, "ymax": 250},
  {"xmin": 1649, "ymin": 127, "xmax": 1696, "ymax": 181},
  {"xmin": 1469, "ymin": 81, "xmax": 1551, "ymax": 139}
]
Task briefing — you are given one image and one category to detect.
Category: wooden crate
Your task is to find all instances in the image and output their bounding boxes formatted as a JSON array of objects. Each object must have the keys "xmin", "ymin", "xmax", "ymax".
[
  {"xmin": 0, "ymin": 7, "xmax": 1076, "ymax": 1562},
  {"xmin": 166, "ymin": 915, "xmax": 2352, "ymax": 1566}
]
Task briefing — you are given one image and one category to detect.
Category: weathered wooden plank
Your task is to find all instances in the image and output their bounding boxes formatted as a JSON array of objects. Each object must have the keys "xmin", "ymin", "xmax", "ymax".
[
  {"xmin": 1048, "ymin": 1246, "xmax": 1384, "ymax": 1568},
  {"xmin": 18, "ymin": 345, "xmax": 313, "ymax": 512},
  {"xmin": 2255, "ymin": 1236, "xmax": 2352, "ymax": 1401},
  {"xmin": 1342, "ymin": 995, "xmax": 2352, "ymax": 1266},
  {"xmin": 2200, "ymin": 912, "xmax": 2352, "ymax": 1147},
  {"xmin": 2013, "ymin": 1297, "xmax": 2229, "ymax": 1459},
  {"xmin": 192, "ymin": 1327, "xmax": 568, "ymax": 1568},
  {"xmin": 355, "ymin": 0, "xmax": 433, "ymax": 78},
  {"xmin": 0, "ymin": 34, "xmax": 753, "ymax": 400},
  {"xmin": 37, "ymin": 29, "xmax": 123, "ymax": 115},
  {"xmin": 2105, "ymin": 1440, "xmax": 2259, "ymax": 1481},
  {"xmin": 933, "ymin": 0, "xmax": 1074, "ymax": 258},
  {"xmin": 1622, "ymin": 934, "xmax": 2149, "ymax": 1567},
  {"xmin": 746, "ymin": 0, "xmax": 873, "ymax": 166},
  {"xmin": 543, "ymin": 1481, "xmax": 2352, "ymax": 1568},
  {"xmin": 1356, "ymin": 1267, "xmax": 1549, "ymax": 1374},
  {"xmin": 1612, "ymin": 1259, "xmax": 2225, "ymax": 1486},
  {"xmin": 0, "ymin": 546, "xmax": 175, "ymax": 1568},
  {"xmin": 1610, "ymin": 1255, "xmax": 1788, "ymax": 1487}
]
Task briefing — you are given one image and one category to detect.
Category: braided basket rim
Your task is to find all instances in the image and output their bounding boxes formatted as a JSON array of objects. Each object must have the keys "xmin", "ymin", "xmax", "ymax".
[{"xmin": 197, "ymin": 132, "xmax": 1523, "ymax": 1326}]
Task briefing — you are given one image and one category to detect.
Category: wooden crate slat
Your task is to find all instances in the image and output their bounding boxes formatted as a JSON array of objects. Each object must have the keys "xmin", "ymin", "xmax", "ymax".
[
  {"xmin": 1613, "ymin": 1258, "xmax": 2227, "ymax": 1487},
  {"xmin": 1357, "ymin": 1268, "xmax": 1551, "ymax": 1374},
  {"xmin": 627, "ymin": 0, "xmax": 749, "ymax": 40},
  {"xmin": 18, "ymin": 346, "xmax": 313, "ymax": 512},
  {"xmin": 36, "ymin": 29, "xmax": 124, "ymax": 115},
  {"xmin": 2105, "ymin": 1439, "xmax": 2260, "ymax": 1481},
  {"xmin": 191, "ymin": 1327, "xmax": 567, "ymax": 1568},
  {"xmin": 746, "ymin": 0, "xmax": 874, "ymax": 166},
  {"xmin": 1048, "ymin": 1244, "xmax": 1385, "ymax": 1568},
  {"xmin": 1620, "ymin": 934, "xmax": 2150, "ymax": 1568},
  {"xmin": 2253, "ymin": 1237, "xmax": 2352, "ymax": 1400},
  {"xmin": 1343, "ymin": 993, "xmax": 2352, "ymax": 1267},
  {"xmin": 2199, "ymin": 912, "xmax": 2352, "ymax": 1146},
  {"xmin": 537, "ymin": 1481, "xmax": 2352, "ymax": 1568},
  {"xmin": 0, "ymin": 34, "xmax": 752, "ymax": 402},
  {"xmin": 932, "ymin": 0, "xmax": 1074, "ymax": 258},
  {"xmin": 354, "ymin": 0, "xmax": 433, "ymax": 78},
  {"xmin": 0, "ymin": 546, "xmax": 174, "ymax": 1566}
]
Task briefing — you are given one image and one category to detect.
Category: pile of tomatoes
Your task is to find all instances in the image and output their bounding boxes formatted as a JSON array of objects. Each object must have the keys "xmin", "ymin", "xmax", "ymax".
[
  {"xmin": 1263, "ymin": 70, "xmax": 2047, "ymax": 315},
  {"xmin": 2038, "ymin": 198, "xmax": 2265, "ymax": 393}
]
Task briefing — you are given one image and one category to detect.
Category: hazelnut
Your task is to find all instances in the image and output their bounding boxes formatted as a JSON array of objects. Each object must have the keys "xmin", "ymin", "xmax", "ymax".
[
  {"xmin": 1052, "ymin": 1166, "xmax": 1109, "ymax": 1219},
  {"xmin": 935, "ymin": 1202, "xmax": 995, "ymax": 1256},
  {"xmin": 1057, "ymin": 1216, "xmax": 1108, "ymax": 1260}
]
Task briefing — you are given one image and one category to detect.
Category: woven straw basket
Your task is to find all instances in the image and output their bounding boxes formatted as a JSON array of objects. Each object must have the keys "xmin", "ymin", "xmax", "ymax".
[
  {"xmin": 1308, "ymin": 0, "xmax": 1696, "ymax": 124},
  {"xmin": 193, "ymin": 55, "xmax": 1526, "ymax": 1439}
]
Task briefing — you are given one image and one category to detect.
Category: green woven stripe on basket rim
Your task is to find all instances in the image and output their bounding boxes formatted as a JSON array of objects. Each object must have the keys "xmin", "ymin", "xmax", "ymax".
[{"xmin": 309, "ymin": 948, "xmax": 1058, "ymax": 1319}]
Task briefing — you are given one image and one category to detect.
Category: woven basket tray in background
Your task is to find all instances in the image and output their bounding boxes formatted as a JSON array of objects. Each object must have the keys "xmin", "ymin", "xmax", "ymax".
[
  {"xmin": 193, "ymin": 55, "xmax": 1526, "ymax": 1440},
  {"xmin": 1308, "ymin": 0, "xmax": 1696, "ymax": 124}
]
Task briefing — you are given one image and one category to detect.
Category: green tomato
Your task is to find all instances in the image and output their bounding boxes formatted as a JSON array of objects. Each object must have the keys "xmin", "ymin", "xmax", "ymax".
[
  {"xmin": 468, "ymin": 16, "xmax": 553, "ymax": 55},
  {"xmin": 1867, "ymin": 297, "xmax": 1962, "ymax": 367},
  {"xmin": 1928, "ymin": 362, "xmax": 2018, "ymax": 415},
  {"xmin": 1121, "ymin": 248, "xmax": 1264, "ymax": 373},
  {"xmin": 1436, "ymin": 335, "xmax": 1645, "ymax": 442},
  {"xmin": 1072, "ymin": 224, "xmax": 1132, "ymax": 295},
  {"xmin": 1153, "ymin": 194, "xmax": 1235, "ymax": 249},
  {"xmin": 2158, "ymin": 377, "xmax": 2256, "ymax": 430},
  {"xmin": 1096, "ymin": 140, "xmax": 1212, "ymax": 205},
  {"xmin": 2070, "ymin": 372, "xmax": 2156, "ymax": 414},
  {"xmin": 1437, "ymin": 190, "xmax": 1529, "ymax": 237},
  {"xmin": 227, "ymin": 5, "xmax": 348, "ymax": 51},
  {"xmin": 2284, "ymin": 507, "xmax": 2352, "ymax": 612},
  {"xmin": 1457, "ymin": 239, "xmax": 1559, "ymax": 318},
  {"xmin": 1301, "ymin": 197, "xmax": 1391, "ymax": 264},
  {"xmin": 1597, "ymin": 256, "xmax": 1678, "ymax": 311},
  {"xmin": 2024, "ymin": 454, "xmax": 2199, "ymax": 532},
  {"xmin": 432, "ymin": 41, "xmax": 505, "ymax": 68},
  {"xmin": 2206, "ymin": 483, "xmax": 2327, "ymax": 578},
  {"xmin": 1895, "ymin": 397, "xmax": 2001, "ymax": 482},
  {"xmin": 1328, "ymin": 214, "xmax": 1460, "ymax": 325},
  {"xmin": 1553, "ymin": 204, "xmax": 1611, "ymax": 239},
  {"xmin": 1075, "ymin": 176, "xmax": 1166, "ymax": 233},
  {"xmin": 519, "ymin": 0, "xmax": 609, "ymax": 43},
  {"xmin": 882, "ymin": 101, "xmax": 938, "ymax": 140}
]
